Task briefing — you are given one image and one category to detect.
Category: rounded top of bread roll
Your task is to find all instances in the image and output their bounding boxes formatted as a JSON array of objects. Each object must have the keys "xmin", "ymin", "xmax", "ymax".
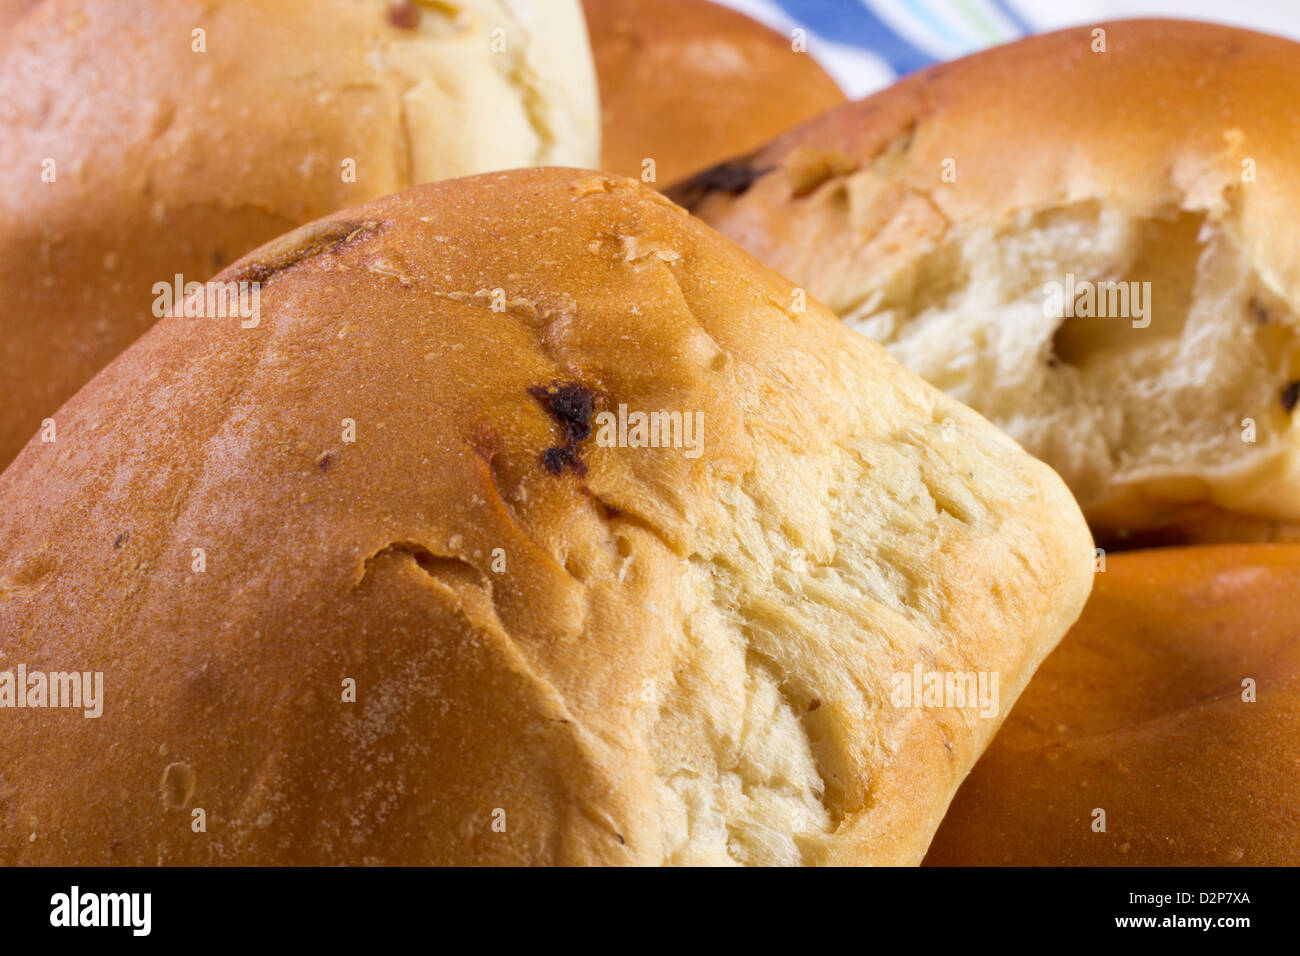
[
  {"xmin": 925, "ymin": 544, "xmax": 1300, "ymax": 866},
  {"xmin": 0, "ymin": 0, "xmax": 599, "ymax": 470},
  {"xmin": 583, "ymin": 0, "xmax": 844, "ymax": 185},
  {"xmin": 0, "ymin": 168, "xmax": 1091, "ymax": 866},
  {"xmin": 674, "ymin": 19, "xmax": 1300, "ymax": 544}
]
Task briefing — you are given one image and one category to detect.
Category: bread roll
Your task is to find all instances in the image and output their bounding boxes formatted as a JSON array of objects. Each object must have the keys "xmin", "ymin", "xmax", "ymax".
[
  {"xmin": 583, "ymin": 0, "xmax": 843, "ymax": 185},
  {"xmin": 675, "ymin": 20, "xmax": 1300, "ymax": 547},
  {"xmin": 0, "ymin": 0, "xmax": 599, "ymax": 470},
  {"xmin": 925, "ymin": 544, "xmax": 1300, "ymax": 866},
  {"xmin": 0, "ymin": 168, "xmax": 1091, "ymax": 865}
]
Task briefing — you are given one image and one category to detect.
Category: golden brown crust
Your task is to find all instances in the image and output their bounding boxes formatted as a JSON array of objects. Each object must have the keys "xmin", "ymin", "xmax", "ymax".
[
  {"xmin": 584, "ymin": 0, "xmax": 843, "ymax": 185},
  {"xmin": 0, "ymin": 0, "xmax": 599, "ymax": 470},
  {"xmin": 0, "ymin": 169, "xmax": 1091, "ymax": 865},
  {"xmin": 925, "ymin": 544, "xmax": 1300, "ymax": 866},
  {"xmin": 676, "ymin": 17, "xmax": 1300, "ymax": 283}
]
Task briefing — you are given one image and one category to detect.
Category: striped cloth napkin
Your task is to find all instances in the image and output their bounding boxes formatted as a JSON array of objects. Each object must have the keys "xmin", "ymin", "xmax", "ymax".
[{"xmin": 714, "ymin": 0, "xmax": 1300, "ymax": 97}]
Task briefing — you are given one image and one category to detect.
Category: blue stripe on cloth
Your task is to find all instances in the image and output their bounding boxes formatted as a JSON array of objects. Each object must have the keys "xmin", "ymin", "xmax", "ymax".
[
  {"xmin": 768, "ymin": 0, "xmax": 938, "ymax": 74},
  {"xmin": 986, "ymin": 0, "xmax": 1034, "ymax": 35},
  {"xmin": 897, "ymin": 0, "xmax": 971, "ymax": 51}
]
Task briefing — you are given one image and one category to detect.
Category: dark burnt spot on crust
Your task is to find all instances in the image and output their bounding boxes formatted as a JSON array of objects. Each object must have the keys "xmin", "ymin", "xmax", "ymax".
[
  {"xmin": 231, "ymin": 220, "xmax": 378, "ymax": 286},
  {"xmin": 541, "ymin": 446, "xmax": 586, "ymax": 476},
  {"xmin": 807, "ymin": 698, "xmax": 822, "ymax": 712},
  {"xmin": 1282, "ymin": 381, "xmax": 1300, "ymax": 414},
  {"xmin": 387, "ymin": 1, "xmax": 420, "ymax": 29},
  {"xmin": 530, "ymin": 382, "xmax": 597, "ymax": 476},
  {"xmin": 688, "ymin": 159, "xmax": 772, "ymax": 195},
  {"xmin": 1249, "ymin": 297, "xmax": 1271, "ymax": 324},
  {"xmin": 113, "ymin": 532, "xmax": 129, "ymax": 550},
  {"xmin": 665, "ymin": 154, "xmax": 773, "ymax": 211},
  {"xmin": 317, "ymin": 452, "xmax": 332, "ymax": 473},
  {"xmin": 530, "ymin": 382, "xmax": 595, "ymax": 442}
]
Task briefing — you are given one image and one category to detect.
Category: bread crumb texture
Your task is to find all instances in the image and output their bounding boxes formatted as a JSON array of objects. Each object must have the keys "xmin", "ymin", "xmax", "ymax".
[
  {"xmin": 0, "ymin": 170, "xmax": 1090, "ymax": 866},
  {"xmin": 681, "ymin": 20, "xmax": 1300, "ymax": 540}
]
